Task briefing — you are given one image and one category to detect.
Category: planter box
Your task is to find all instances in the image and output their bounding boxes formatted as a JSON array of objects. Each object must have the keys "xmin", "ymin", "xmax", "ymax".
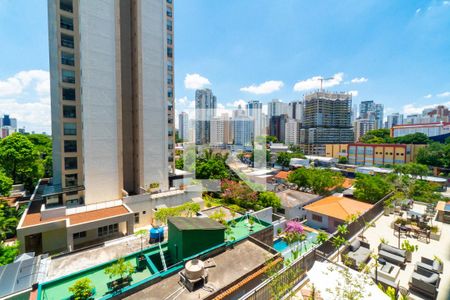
[{"xmin": 430, "ymin": 231, "xmax": 441, "ymax": 241}]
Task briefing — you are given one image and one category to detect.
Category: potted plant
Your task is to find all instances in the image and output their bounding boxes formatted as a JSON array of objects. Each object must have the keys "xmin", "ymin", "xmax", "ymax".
[
  {"xmin": 383, "ymin": 201, "xmax": 390, "ymax": 216},
  {"xmin": 68, "ymin": 278, "xmax": 95, "ymax": 300},
  {"xmin": 105, "ymin": 258, "xmax": 135, "ymax": 290},
  {"xmin": 401, "ymin": 240, "xmax": 418, "ymax": 262},
  {"xmin": 388, "ymin": 203, "xmax": 395, "ymax": 214},
  {"xmin": 147, "ymin": 182, "xmax": 160, "ymax": 194},
  {"xmin": 277, "ymin": 227, "xmax": 282, "ymax": 237}
]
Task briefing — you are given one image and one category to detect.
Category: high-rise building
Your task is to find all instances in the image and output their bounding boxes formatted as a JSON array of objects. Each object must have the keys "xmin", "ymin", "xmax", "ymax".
[
  {"xmin": 0, "ymin": 114, "xmax": 18, "ymax": 138},
  {"xmin": 354, "ymin": 118, "xmax": 375, "ymax": 142},
  {"xmin": 178, "ymin": 112, "xmax": 189, "ymax": 142},
  {"xmin": 195, "ymin": 88, "xmax": 217, "ymax": 145},
  {"xmin": 285, "ymin": 119, "xmax": 300, "ymax": 145},
  {"xmin": 48, "ymin": 0, "xmax": 172, "ymax": 204},
  {"xmin": 233, "ymin": 115, "xmax": 253, "ymax": 146},
  {"xmin": 300, "ymin": 91, "xmax": 353, "ymax": 155},
  {"xmin": 359, "ymin": 100, "xmax": 384, "ymax": 129},
  {"xmin": 288, "ymin": 101, "xmax": 304, "ymax": 123},
  {"xmin": 210, "ymin": 114, "xmax": 229, "ymax": 146},
  {"xmin": 269, "ymin": 114, "xmax": 288, "ymax": 143},
  {"xmin": 246, "ymin": 100, "xmax": 264, "ymax": 138},
  {"xmin": 386, "ymin": 113, "xmax": 404, "ymax": 129},
  {"xmin": 268, "ymin": 99, "xmax": 288, "ymax": 118}
]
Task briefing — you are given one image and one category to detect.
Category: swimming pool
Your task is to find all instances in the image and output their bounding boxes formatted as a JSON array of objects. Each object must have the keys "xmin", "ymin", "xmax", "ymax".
[{"xmin": 273, "ymin": 231, "xmax": 318, "ymax": 259}]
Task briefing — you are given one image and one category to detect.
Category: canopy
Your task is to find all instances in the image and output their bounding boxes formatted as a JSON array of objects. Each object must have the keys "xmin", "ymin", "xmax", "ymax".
[{"xmin": 306, "ymin": 261, "xmax": 389, "ymax": 300}]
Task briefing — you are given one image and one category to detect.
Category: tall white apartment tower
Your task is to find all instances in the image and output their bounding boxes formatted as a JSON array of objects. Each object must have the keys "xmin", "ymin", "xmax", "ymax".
[
  {"xmin": 178, "ymin": 112, "xmax": 189, "ymax": 142},
  {"xmin": 48, "ymin": 0, "xmax": 172, "ymax": 205}
]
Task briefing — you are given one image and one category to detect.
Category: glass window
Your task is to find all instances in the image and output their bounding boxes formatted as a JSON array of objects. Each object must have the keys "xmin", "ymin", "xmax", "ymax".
[
  {"xmin": 62, "ymin": 69, "xmax": 75, "ymax": 83},
  {"xmin": 134, "ymin": 213, "xmax": 140, "ymax": 224},
  {"xmin": 64, "ymin": 157, "xmax": 77, "ymax": 170},
  {"xmin": 63, "ymin": 105, "xmax": 76, "ymax": 118},
  {"xmin": 167, "ymin": 61, "xmax": 173, "ymax": 72},
  {"xmin": 168, "ymin": 74, "xmax": 173, "ymax": 85},
  {"xmin": 167, "ymin": 33, "xmax": 172, "ymax": 45},
  {"xmin": 167, "ymin": 20, "xmax": 173, "ymax": 31},
  {"xmin": 65, "ymin": 174, "xmax": 78, "ymax": 187},
  {"xmin": 312, "ymin": 214, "xmax": 323, "ymax": 222},
  {"xmin": 166, "ymin": 7, "xmax": 172, "ymax": 17},
  {"xmin": 167, "ymin": 47, "xmax": 173, "ymax": 58},
  {"xmin": 63, "ymin": 123, "xmax": 77, "ymax": 135},
  {"xmin": 167, "ymin": 87, "xmax": 173, "ymax": 98},
  {"xmin": 60, "ymin": 16, "xmax": 74, "ymax": 30},
  {"xmin": 60, "ymin": 0, "xmax": 73, "ymax": 12},
  {"xmin": 64, "ymin": 140, "xmax": 77, "ymax": 152},
  {"xmin": 98, "ymin": 224, "xmax": 118, "ymax": 237},
  {"xmin": 63, "ymin": 88, "xmax": 76, "ymax": 100},
  {"xmin": 73, "ymin": 231, "xmax": 86, "ymax": 240},
  {"xmin": 61, "ymin": 51, "xmax": 74, "ymax": 66},
  {"xmin": 61, "ymin": 34, "xmax": 74, "ymax": 48}
]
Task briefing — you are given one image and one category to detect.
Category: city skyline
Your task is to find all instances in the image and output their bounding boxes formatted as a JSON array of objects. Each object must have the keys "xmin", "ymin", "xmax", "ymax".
[{"xmin": 1, "ymin": 0, "xmax": 450, "ymax": 133}]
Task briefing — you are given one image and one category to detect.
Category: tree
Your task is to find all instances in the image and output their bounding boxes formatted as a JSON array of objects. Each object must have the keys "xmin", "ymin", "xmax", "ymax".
[
  {"xmin": 68, "ymin": 278, "xmax": 94, "ymax": 300},
  {"xmin": 315, "ymin": 231, "xmax": 329, "ymax": 245},
  {"xmin": 288, "ymin": 168, "xmax": 344, "ymax": 195},
  {"xmin": 276, "ymin": 151, "xmax": 305, "ymax": 168},
  {"xmin": 255, "ymin": 135, "xmax": 277, "ymax": 144},
  {"xmin": 332, "ymin": 235, "xmax": 347, "ymax": 262},
  {"xmin": 105, "ymin": 258, "xmax": 135, "ymax": 281},
  {"xmin": 0, "ymin": 200, "xmax": 19, "ymax": 241},
  {"xmin": 417, "ymin": 142, "xmax": 450, "ymax": 167},
  {"xmin": 0, "ymin": 133, "xmax": 43, "ymax": 191},
  {"xmin": 196, "ymin": 159, "xmax": 229, "ymax": 179},
  {"xmin": 221, "ymin": 179, "xmax": 258, "ymax": 209},
  {"xmin": 135, "ymin": 229, "xmax": 147, "ymax": 253},
  {"xmin": 257, "ymin": 191, "xmax": 281, "ymax": 209},
  {"xmin": 353, "ymin": 174, "xmax": 393, "ymax": 204},
  {"xmin": 0, "ymin": 171, "xmax": 13, "ymax": 197},
  {"xmin": 175, "ymin": 158, "xmax": 184, "ymax": 170},
  {"xmin": 394, "ymin": 133, "xmax": 430, "ymax": 144},
  {"xmin": 26, "ymin": 134, "xmax": 53, "ymax": 177},
  {"xmin": 360, "ymin": 129, "xmax": 392, "ymax": 144},
  {"xmin": 394, "ymin": 163, "xmax": 428, "ymax": 178},
  {"xmin": 0, "ymin": 242, "xmax": 19, "ymax": 266},
  {"xmin": 338, "ymin": 156, "xmax": 348, "ymax": 164}
]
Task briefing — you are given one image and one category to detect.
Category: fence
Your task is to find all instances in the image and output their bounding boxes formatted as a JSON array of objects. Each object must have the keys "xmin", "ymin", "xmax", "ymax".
[{"xmin": 239, "ymin": 192, "xmax": 392, "ymax": 300}]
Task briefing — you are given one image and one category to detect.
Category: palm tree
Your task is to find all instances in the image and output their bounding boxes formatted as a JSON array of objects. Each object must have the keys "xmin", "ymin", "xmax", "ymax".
[
  {"xmin": 332, "ymin": 235, "xmax": 347, "ymax": 262},
  {"xmin": 315, "ymin": 231, "xmax": 329, "ymax": 245},
  {"xmin": 337, "ymin": 224, "xmax": 348, "ymax": 237}
]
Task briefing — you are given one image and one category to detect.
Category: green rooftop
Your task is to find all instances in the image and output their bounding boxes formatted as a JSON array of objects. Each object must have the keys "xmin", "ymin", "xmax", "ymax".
[{"xmin": 168, "ymin": 216, "xmax": 226, "ymax": 230}]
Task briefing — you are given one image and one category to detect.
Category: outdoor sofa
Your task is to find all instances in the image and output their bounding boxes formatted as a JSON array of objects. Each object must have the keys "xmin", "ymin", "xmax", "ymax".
[
  {"xmin": 409, "ymin": 267, "xmax": 440, "ymax": 299},
  {"xmin": 378, "ymin": 243, "xmax": 407, "ymax": 267},
  {"xmin": 416, "ymin": 257, "xmax": 443, "ymax": 274},
  {"xmin": 342, "ymin": 239, "xmax": 371, "ymax": 269}
]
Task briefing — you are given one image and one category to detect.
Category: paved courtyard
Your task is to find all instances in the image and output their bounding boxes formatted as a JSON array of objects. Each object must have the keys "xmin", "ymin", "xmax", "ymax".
[{"xmin": 362, "ymin": 203, "xmax": 450, "ymax": 300}]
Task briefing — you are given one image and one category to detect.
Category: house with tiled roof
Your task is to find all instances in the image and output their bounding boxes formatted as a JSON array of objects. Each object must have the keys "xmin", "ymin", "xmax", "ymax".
[{"xmin": 303, "ymin": 195, "xmax": 373, "ymax": 233}]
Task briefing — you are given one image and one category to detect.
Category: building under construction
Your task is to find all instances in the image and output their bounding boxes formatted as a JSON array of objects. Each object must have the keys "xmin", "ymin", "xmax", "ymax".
[{"xmin": 299, "ymin": 91, "xmax": 354, "ymax": 155}]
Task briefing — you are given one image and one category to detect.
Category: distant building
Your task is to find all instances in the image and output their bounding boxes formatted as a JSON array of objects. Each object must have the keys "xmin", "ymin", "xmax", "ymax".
[
  {"xmin": 391, "ymin": 122, "xmax": 450, "ymax": 138},
  {"xmin": 276, "ymin": 189, "xmax": 321, "ymax": 220},
  {"xmin": 195, "ymin": 88, "xmax": 217, "ymax": 145},
  {"xmin": 299, "ymin": 91, "xmax": 354, "ymax": 155},
  {"xmin": 284, "ymin": 119, "xmax": 300, "ymax": 145},
  {"xmin": 359, "ymin": 100, "xmax": 383, "ymax": 129},
  {"xmin": 178, "ymin": 112, "xmax": 189, "ymax": 142},
  {"xmin": 233, "ymin": 107, "xmax": 253, "ymax": 146},
  {"xmin": 0, "ymin": 114, "xmax": 18, "ymax": 138},
  {"xmin": 288, "ymin": 101, "xmax": 303, "ymax": 123},
  {"xmin": 386, "ymin": 113, "xmax": 404, "ymax": 129},
  {"xmin": 246, "ymin": 100, "xmax": 264, "ymax": 138},
  {"xmin": 210, "ymin": 114, "xmax": 231, "ymax": 146},
  {"xmin": 268, "ymin": 99, "xmax": 289, "ymax": 118},
  {"xmin": 354, "ymin": 118, "xmax": 375, "ymax": 142},
  {"xmin": 269, "ymin": 114, "xmax": 288, "ymax": 143},
  {"xmin": 326, "ymin": 143, "xmax": 427, "ymax": 165}
]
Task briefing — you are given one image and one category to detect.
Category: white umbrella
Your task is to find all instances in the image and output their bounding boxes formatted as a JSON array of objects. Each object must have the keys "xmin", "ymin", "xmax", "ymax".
[{"xmin": 306, "ymin": 261, "xmax": 389, "ymax": 300}]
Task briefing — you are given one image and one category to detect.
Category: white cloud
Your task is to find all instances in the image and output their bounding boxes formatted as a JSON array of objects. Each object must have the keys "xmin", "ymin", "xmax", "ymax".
[
  {"xmin": 444, "ymin": 1, "xmax": 450, "ymax": 6},
  {"xmin": 0, "ymin": 70, "xmax": 51, "ymax": 133},
  {"xmin": 403, "ymin": 101, "xmax": 450, "ymax": 115},
  {"xmin": 293, "ymin": 72, "xmax": 344, "ymax": 92},
  {"xmin": 226, "ymin": 99, "xmax": 247, "ymax": 108},
  {"xmin": 350, "ymin": 77, "xmax": 368, "ymax": 84},
  {"xmin": 349, "ymin": 90, "xmax": 359, "ymax": 97},
  {"xmin": 176, "ymin": 96, "xmax": 189, "ymax": 105},
  {"xmin": 184, "ymin": 73, "xmax": 211, "ymax": 90},
  {"xmin": 437, "ymin": 91, "xmax": 450, "ymax": 97},
  {"xmin": 240, "ymin": 80, "xmax": 284, "ymax": 95},
  {"xmin": 424, "ymin": 94, "xmax": 432, "ymax": 99},
  {"xmin": 416, "ymin": 8, "xmax": 421, "ymax": 14}
]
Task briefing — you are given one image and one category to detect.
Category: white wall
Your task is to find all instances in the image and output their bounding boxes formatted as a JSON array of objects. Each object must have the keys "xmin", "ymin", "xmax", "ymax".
[
  {"xmin": 79, "ymin": 1, "xmax": 121, "ymax": 204},
  {"xmin": 140, "ymin": 0, "xmax": 169, "ymax": 191}
]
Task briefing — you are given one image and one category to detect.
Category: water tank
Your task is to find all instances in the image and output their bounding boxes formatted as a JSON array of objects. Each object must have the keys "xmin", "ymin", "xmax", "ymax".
[
  {"xmin": 184, "ymin": 259, "xmax": 206, "ymax": 280},
  {"xmin": 149, "ymin": 226, "xmax": 164, "ymax": 243}
]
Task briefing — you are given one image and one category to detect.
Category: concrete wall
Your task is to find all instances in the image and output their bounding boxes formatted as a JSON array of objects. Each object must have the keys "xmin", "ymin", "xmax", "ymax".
[
  {"xmin": 79, "ymin": 1, "xmax": 122, "ymax": 204},
  {"xmin": 42, "ymin": 228, "xmax": 67, "ymax": 253},
  {"xmin": 305, "ymin": 211, "xmax": 329, "ymax": 232},
  {"xmin": 251, "ymin": 207, "xmax": 272, "ymax": 224}
]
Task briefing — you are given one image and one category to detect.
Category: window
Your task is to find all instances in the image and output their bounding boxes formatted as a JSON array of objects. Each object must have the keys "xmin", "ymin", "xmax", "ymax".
[
  {"xmin": 167, "ymin": 20, "xmax": 173, "ymax": 31},
  {"xmin": 64, "ymin": 157, "xmax": 78, "ymax": 170},
  {"xmin": 65, "ymin": 174, "xmax": 78, "ymax": 187},
  {"xmin": 63, "ymin": 105, "xmax": 76, "ymax": 118},
  {"xmin": 167, "ymin": 87, "xmax": 173, "ymax": 98},
  {"xmin": 166, "ymin": 7, "xmax": 172, "ymax": 17},
  {"xmin": 134, "ymin": 213, "xmax": 140, "ymax": 224},
  {"xmin": 63, "ymin": 88, "xmax": 76, "ymax": 100},
  {"xmin": 98, "ymin": 224, "xmax": 118, "ymax": 237},
  {"xmin": 60, "ymin": 0, "xmax": 73, "ymax": 12},
  {"xmin": 167, "ymin": 61, "xmax": 173, "ymax": 72},
  {"xmin": 62, "ymin": 69, "xmax": 75, "ymax": 83},
  {"xmin": 312, "ymin": 214, "xmax": 323, "ymax": 222},
  {"xmin": 61, "ymin": 51, "xmax": 74, "ymax": 66},
  {"xmin": 167, "ymin": 33, "xmax": 172, "ymax": 45},
  {"xmin": 167, "ymin": 47, "xmax": 173, "ymax": 58},
  {"xmin": 63, "ymin": 123, "xmax": 77, "ymax": 135},
  {"xmin": 60, "ymin": 16, "xmax": 74, "ymax": 30},
  {"xmin": 167, "ymin": 0, "xmax": 172, "ymax": 3},
  {"xmin": 61, "ymin": 34, "xmax": 74, "ymax": 48},
  {"xmin": 73, "ymin": 231, "xmax": 86, "ymax": 240},
  {"xmin": 168, "ymin": 74, "xmax": 173, "ymax": 85},
  {"xmin": 64, "ymin": 140, "xmax": 77, "ymax": 152}
]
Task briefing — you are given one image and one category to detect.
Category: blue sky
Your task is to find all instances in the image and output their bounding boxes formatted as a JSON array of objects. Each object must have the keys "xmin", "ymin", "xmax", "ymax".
[{"xmin": 0, "ymin": 0, "xmax": 450, "ymax": 132}]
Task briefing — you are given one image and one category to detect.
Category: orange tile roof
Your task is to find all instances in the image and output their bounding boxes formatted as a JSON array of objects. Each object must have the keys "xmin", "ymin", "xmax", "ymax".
[
  {"xmin": 304, "ymin": 196, "xmax": 373, "ymax": 221},
  {"xmin": 22, "ymin": 203, "xmax": 131, "ymax": 227},
  {"xmin": 274, "ymin": 171, "xmax": 291, "ymax": 180},
  {"xmin": 327, "ymin": 178, "xmax": 355, "ymax": 191}
]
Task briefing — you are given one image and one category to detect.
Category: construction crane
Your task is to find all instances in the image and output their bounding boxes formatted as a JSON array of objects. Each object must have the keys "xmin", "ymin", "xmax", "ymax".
[{"xmin": 318, "ymin": 77, "xmax": 334, "ymax": 91}]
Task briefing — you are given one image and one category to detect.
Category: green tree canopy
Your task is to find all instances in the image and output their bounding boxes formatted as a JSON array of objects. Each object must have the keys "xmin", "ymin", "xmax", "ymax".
[
  {"xmin": 26, "ymin": 134, "xmax": 53, "ymax": 177},
  {"xmin": 258, "ymin": 191, "xmax": 281, "ymax": 209},
  {"xmin": 68, "ymin": 278, "xmax": 94, "ymax": 300},
  {"xmin": 353, "ymin": 174, "xmax": 393, "ymax": 204},
  {"xmin": 276, "ymin": 151, "xmax": 305, "ymax": 168},
  {"xmin": 416, "ymin": 142, "xmax": 450, "ymax": 167},
  {"xmin": 287, "ymin": 168, "xmax": 344, "ymax": 195},
  {"xmin": 393, "ymin": 162, "xmax": 429, "ymax": 178},
  {"xmin": 359, "ymin": 129, "xmax": 392, "ymax": 143},
  {"xmin": 0, "ymin": 133, "xmax": 43, "ymax": 191},
  {"xmin": 0, "ymin": 171, "xmax": 13, "ymax": 197}
]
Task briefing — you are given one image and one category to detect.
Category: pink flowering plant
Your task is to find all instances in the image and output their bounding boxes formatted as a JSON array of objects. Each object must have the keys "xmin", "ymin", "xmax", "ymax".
[{"xmin": 285, "ymin": 221, "xmax": 304, "ymax": 234}]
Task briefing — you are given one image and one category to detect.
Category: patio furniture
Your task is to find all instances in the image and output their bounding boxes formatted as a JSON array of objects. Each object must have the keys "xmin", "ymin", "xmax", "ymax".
[
  {"xmin": 342, "ymin": 239, "xmax": 372, "ymax": 269},
  {"xmin": 409, "ymin": 267, "xmax": 440, "ymax": 299},
  {"xmin": 378, "ymin": 243, "xmax": 407, "ymax": 267},
  {"xmin": 416, "ymin": 257, "xmax": 443, "ymax": 274},
  {"xmin": 376, "ymin": 261, "xmax": 400, "ymax": 282}
]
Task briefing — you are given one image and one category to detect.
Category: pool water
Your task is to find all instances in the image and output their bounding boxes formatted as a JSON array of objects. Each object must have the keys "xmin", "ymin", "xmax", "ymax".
[{"xmin": 273, "ymin": 231, "xmax": 318, "ymax": 259}]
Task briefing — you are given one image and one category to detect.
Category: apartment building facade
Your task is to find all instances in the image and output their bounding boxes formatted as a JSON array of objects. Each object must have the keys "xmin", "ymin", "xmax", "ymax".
[{"xmin": 195, "ymin": 88, "xmax": 217, "ymax": 145}]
